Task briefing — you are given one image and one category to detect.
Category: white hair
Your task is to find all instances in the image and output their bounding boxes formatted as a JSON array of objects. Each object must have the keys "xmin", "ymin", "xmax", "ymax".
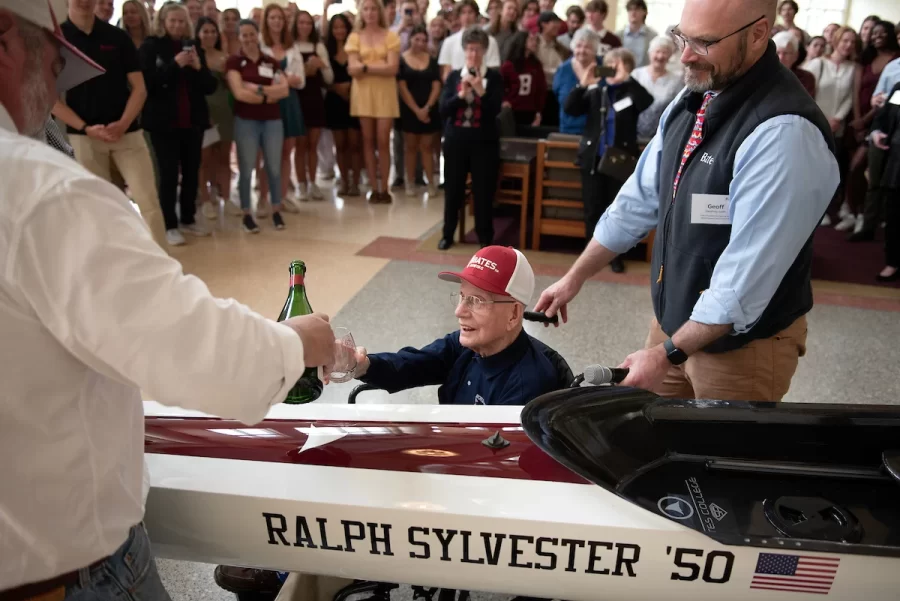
[
  {"xmin": 648, "ymin": 34, "xmax": 675, "ymax": 55},
  {"xmin": 772, "ymin": 30, "xmax": 799, "ymax": 51},
  {"xmin": 571, "ymin": 26, "xmax": 599, "ymax": 53}
]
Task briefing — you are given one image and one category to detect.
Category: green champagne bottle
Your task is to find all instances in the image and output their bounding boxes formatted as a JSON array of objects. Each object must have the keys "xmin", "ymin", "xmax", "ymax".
[{"xmin": 278, "ymin": 260, "xmax": 323, "ymax": 404}]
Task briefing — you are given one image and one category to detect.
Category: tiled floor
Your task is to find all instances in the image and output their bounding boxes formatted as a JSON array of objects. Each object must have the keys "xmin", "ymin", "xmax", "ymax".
[{"xmin": 156, "ymin": 179, "xmax": 900, "ymax": 601}]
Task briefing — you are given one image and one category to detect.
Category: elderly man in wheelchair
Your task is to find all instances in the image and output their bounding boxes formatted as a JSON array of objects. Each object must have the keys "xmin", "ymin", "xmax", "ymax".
[{"xmin": 215, "ymin": 246, "xmax": 573, "ymax": 601}]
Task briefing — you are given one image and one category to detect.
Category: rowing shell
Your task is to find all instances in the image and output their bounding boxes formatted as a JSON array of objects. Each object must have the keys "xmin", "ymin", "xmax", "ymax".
[{"xmin": 143, "ymin": 399, "xmax": 899, "ymax": 600}]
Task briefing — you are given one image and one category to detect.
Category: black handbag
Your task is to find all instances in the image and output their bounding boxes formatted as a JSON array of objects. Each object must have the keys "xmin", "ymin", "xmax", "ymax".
[{"xmin": 597, "ymin": 146, "xmax": 638, "ymax": 182}]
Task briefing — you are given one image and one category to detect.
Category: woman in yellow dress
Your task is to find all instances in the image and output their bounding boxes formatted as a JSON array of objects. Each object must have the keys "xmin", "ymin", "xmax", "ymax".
[{"xmin": 346, "ymin": 0, "xmax": 401, "ymax": 202}]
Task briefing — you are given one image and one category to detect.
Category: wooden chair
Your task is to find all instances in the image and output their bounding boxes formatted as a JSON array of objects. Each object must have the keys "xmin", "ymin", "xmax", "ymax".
[{"xmin": 532, "ymin": 138, "xmax": 655, "ymax": 260}]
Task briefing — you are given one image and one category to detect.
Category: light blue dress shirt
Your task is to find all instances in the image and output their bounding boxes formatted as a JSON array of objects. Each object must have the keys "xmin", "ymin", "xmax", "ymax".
[
  {"xmin": 594, "ymin": 91, "xmax": 840, "ymax": 335},
  {"xmin": 874, "ymin": 57, "xmax": 900, "ymax": 99}
]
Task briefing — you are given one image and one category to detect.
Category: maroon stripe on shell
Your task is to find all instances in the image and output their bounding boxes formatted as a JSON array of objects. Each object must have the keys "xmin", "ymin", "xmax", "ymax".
[{"xmin": 145, "ymin": 417, "xmax": 588, "ymax": 484}]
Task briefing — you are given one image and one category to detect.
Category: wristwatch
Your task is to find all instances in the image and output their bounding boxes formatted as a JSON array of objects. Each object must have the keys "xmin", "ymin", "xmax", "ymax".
[{"xmin": 663, "ymin": 338, "xmax": 688, "ymax": 366}]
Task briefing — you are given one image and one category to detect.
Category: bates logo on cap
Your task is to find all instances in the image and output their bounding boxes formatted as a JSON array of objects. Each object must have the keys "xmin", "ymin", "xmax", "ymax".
[{"xmin": 467, "ymin": 257, "xmax": 500, "ymax": 273}]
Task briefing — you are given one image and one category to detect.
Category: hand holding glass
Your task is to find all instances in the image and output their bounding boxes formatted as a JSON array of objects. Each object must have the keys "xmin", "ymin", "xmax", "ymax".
[{"xmin": 329, "ymin": 327, "xmax": 358, "ymax": 383}]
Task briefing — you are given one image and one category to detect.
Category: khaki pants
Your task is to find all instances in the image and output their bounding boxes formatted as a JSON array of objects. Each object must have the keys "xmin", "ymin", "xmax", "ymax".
[
  {"xmin": 274, "ymin": 573, "xmax": 354, "ymax": 601},
  {"xmin": 645, "ymin": 316, "xmax": 808, "ymax": 402},
  {"xmin": 70, "ymin": 130, "xmax": 166, "ymax": 247}
]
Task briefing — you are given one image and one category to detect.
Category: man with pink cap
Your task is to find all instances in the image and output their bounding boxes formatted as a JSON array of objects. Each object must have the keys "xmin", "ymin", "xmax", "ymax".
[{"xmin": 353, "ymin": 246, "xmax": 571, "ymax": 405}]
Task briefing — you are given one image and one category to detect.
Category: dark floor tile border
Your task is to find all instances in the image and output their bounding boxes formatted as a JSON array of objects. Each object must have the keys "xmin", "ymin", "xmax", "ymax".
[{"xmin": 358, "ymin": 237, "xmax": 900, "ymax": 313}]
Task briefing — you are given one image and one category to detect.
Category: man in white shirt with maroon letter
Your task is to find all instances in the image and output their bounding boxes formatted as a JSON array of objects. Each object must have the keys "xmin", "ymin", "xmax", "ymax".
[{"xmin": 0, "ymin": 2, "xmax": 336, "ymax": 601}]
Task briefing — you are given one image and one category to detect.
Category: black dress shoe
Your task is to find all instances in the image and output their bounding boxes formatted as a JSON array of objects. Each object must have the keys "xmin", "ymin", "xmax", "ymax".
[
  {"xmin": 213, "ymin": 566, "xmax": 283, "ymax": 597},
  {"xmin": 610, "ymin": 257, "xmax": 625, "ymax": 273},
  {"xmin": 438, "ymin": 238, "xmax": 453, "ymax": 250},
  {"xmin": 848, "ymin": 229, "xmax": 875, "ymax": 242}
]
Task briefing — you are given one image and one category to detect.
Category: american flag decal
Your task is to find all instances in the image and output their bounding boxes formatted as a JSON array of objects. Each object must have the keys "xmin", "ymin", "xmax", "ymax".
[{"xmin": 750, "ymin": 553, "xmax": 839, "ymax": 595}]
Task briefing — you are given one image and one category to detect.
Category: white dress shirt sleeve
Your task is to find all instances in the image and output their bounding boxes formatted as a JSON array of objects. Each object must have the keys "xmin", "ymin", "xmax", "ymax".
[
  {"xmin": 287, "ymin": 46, "xmax": 306, "ymax": 89},
  {"xmin": 5, "ymin": 178, "xmax": 307, "ymax": 426},
  {"xmin": 690, "ymin": 115, "xmax": 839, "ymax": 332}
]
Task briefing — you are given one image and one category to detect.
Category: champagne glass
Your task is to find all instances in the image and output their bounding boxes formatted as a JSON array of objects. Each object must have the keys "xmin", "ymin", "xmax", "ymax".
[{"xmin": 329, "ymin": 327, "xmax": 357, "ymax": 384}]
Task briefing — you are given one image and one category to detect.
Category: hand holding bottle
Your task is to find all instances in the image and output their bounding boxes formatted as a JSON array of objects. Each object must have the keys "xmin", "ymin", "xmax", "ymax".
[{"xmin": 284, "ymin": 313, "xmax": 336, "ymax": 374}]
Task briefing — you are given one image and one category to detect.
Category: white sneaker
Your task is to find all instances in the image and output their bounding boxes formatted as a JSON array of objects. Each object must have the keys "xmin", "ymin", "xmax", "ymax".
[
  {"xmin": 256, "ymin": 204, "xmax": 270, "ymax": 218},
  {"xmin": 834, "ymin": 214, "xmax": 856, "ymax": 232},
  {"xmin": 201, "ymin": 202, "xmax": 218, "ymax": 220},
  {"xmin": 309, "ymin": 183, "xmax": 325, "ymax": 200},
  {"xmin": 820, "ymin": 214, "xmax": 832, "ymax": 227},
  {"xmin": 282, "ymin": 192, "xmax": 300, "ymax": 213},
  {"xmin": 166, "ymin": 229, "xmax": 186, "ymax": 246},
  {"xmin": 181, "ymin": 221, "xmax": 210, "ymax": 237},
  {"xmin": 405, "ymin": 183, "xmax": 417, "ymax": 197},
  {"xmin": 428, "ymin": 183, "xmax": 439, "ymax": 197},
  {"xmin": 838, "ymin": 201, "xmax": 851, "ymax": 219},
  {"xmin": 297, "ymin": 184, "xmax": 309, "ymax": 202},
  {"xmin": 853, "ymin": 214, "xmax": 865, "ymax": 234}
]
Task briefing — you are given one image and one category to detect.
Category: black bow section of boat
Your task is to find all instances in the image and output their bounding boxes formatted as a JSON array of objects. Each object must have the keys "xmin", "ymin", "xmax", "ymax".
[{"xmin": 520, "ymin": 387, "xmax": 900, "ymax": 558}]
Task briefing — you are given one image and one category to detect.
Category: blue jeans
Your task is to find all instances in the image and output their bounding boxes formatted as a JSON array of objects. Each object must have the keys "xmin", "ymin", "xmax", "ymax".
[
  {"xmin": 234, "ymin": 116, "xmax": 284, "ymax": 211},
  {"xmin": 64, "ymin": 524, "xmax": 171, "ymax": 601}
]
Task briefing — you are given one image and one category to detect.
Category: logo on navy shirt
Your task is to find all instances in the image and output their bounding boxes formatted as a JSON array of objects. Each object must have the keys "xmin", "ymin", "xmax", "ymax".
[
  {"xmin": 700, "ymin": 152, "xmax": 715, "ymax": 165},
  {"xmin": 475, "ymin": 394, "xmax": 485, "ymax": 405}
]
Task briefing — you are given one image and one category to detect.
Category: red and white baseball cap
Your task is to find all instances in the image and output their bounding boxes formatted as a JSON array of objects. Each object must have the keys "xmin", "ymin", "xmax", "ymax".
[
  {"xmin": 439, "ymin": 246, "xmax": 535, "ymax": 306},
  {"xmin": 0, "ymin": 0, "xmax": 105, "ymax": 92}
]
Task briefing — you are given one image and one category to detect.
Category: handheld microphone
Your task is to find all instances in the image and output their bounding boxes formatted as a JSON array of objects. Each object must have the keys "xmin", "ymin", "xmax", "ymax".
[
  {"xmin": 583, "ymin": 365, "xmax": 629, "ymax": 385},
  {"xmin": 523, "ymin": 311, "xmax": 559, "ymax": 325}
]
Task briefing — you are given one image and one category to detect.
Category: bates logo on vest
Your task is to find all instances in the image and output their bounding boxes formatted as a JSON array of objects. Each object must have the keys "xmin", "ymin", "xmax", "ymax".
[{"xmin": 700, "ymin": 152, "xmax": 715, "ymax": 165}]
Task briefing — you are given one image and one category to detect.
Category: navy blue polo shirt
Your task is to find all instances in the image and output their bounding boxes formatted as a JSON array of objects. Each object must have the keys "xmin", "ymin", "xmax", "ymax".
[
  {"xmin": 361, "ymin": 330, "xmax": 561, "ymax": 406},
  {"xmin": 61, "ymin": 17, "xmax": 142, "ymax": 134}
]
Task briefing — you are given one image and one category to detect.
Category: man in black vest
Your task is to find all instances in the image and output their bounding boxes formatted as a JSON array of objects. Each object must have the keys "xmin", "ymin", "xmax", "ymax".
[{"xmin": 535, "ymin": 0, "xmax": 839, "ymax": 401}]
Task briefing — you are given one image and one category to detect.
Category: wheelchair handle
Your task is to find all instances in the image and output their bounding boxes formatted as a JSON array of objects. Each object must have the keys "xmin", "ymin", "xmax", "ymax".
[{"xmin": 524, "ymin": 311, "xmax": 559, "ymax": 325}]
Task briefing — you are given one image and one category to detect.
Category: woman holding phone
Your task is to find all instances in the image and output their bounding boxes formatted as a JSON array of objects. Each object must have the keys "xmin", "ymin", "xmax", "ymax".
[
  {"xmin": 564, "ymin": 47, "xmax": 651, "ymax": 271},
  {"xmin": 226, "ymin": 19, "xmax": 292, "ymax": 233},
  {"xmin": 139, "ymin": 2, "xmax": 217, "ymax": 246}
]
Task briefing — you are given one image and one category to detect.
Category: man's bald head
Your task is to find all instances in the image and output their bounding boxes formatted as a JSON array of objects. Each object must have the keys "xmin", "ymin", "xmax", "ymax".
[{"xmin": 680, "ymin": 0, "xmax": 775, "ymax": 38}]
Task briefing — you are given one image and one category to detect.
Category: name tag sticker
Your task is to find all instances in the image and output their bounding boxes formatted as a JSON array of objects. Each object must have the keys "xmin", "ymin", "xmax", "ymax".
[
  {"xmin": 691, "ymin": 194, "xmax": 731, "ymax": 225},
  {"xmin": 890, "ymin": 90, "xmax": 900, "ymax": 106},
  {"xmin": 612, "ymin": 96, "xmax": 634, "ymax": 111},
  {"xmin": 258, "ymin": 65, "xmax": 274, "ymax": 79}
]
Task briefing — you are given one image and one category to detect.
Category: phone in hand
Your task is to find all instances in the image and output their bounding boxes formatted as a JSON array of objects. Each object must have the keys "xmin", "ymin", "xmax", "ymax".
[{"xmin": 594, "ymin": 65, "xmax": 616, "ymax": 79}]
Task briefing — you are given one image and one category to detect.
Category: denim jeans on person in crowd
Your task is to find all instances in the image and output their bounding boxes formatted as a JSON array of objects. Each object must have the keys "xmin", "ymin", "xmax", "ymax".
[
  {"xmin": 234, "ymin": 116, "xmax": 284, "ymax": 211},
  {"xmin": 64, "ymin": 523, "xmax": 172, "ymax": 601}
]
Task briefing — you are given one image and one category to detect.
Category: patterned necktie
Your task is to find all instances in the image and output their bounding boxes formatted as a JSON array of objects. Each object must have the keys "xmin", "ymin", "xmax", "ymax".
[{"xmin": 672, "ymin": 91, "xmax": 716, "ymax": 199}]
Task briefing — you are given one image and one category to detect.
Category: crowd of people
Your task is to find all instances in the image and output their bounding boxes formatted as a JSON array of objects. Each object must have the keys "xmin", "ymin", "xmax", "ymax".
[{"xmin": 52, "ymin": 0, "xmax": 900, "ymax": 280}]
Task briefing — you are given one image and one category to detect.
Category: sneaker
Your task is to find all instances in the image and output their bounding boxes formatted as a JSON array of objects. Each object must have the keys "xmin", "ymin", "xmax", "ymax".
[
  {"xmin": 256, "ymin": 203, "xmax": 269, "ymax": 218},
  {"xmin": 201, "ymin": 202, "xmax": 218, "ymax": 220},
  {"xmin": 838, "ymin": 201, "xmax": 851, "ymax": 219},
  {"xmin": 405, "ymin": 182, "xmax": 417, "ymax": 197},
  {"xmin": 834, "ymin": 214, "xmax": 856, "ymax": 232},
  {"xmin": 427, "ymin": 183, "xmax": 439, "ymax": 197},
  {"xmin": 273, "ymin": 212, "xmax": 285, "ymax": 230},
  {"xmin": 281, "ymin": 192, "xmax": 300, "ymax": 213},
  {"xmin": 297, "ymin": 183, "xmax": 309, "ymax": 202},
  {"xmin": 181, "ymin": 221, "xmax": 210, "ymax": 236},
  {"xmin": 819, "ymin": 214, "xmax": 832, "ymax": 227},
  {"xmin": 309, "ymin": 183, "xmax": 325, "ymax": 200},
  {"xmin": 853, "ymin": 214, "xmax": 865, "ymax": 234},
  {"xmin": 165, "ymin": 228, "xmax": 186, "ymax": 246},
  {"xmin": 242, "ymin": 214, "xmax": 260, "ymax": 234}
]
